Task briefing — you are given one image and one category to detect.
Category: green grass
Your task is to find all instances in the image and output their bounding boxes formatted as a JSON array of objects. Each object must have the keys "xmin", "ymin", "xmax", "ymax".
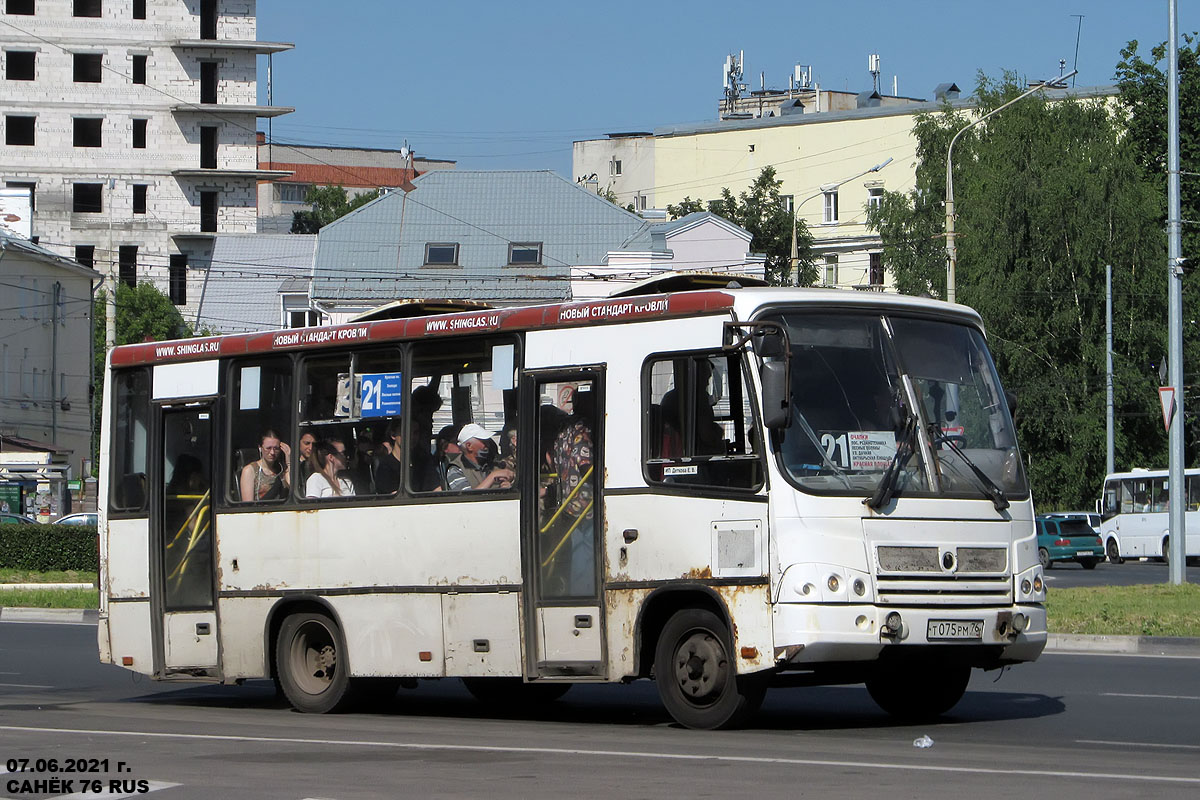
[
  {"xmin": 0, "ymin": 568, "xmax": 97, "ymax": 584},
  {"xmin": 1046, "ymin": 583, "xmax": 1200, "ymax": 637},
  {"xmin": 0, "ymin": 587, "xmax": 99, "ymax": 608}
]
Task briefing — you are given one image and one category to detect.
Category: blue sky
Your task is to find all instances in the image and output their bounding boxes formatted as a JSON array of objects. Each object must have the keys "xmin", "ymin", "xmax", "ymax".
[{"xmin": 256, "ymin": 1, "xmax": 1197, "ymax": 175}]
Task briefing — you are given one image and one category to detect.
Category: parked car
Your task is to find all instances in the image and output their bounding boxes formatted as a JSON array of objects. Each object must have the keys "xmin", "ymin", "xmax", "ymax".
[
  {"xmin": 0, "ymin": 512, "xmax": 36, "ymax": 524},
  {"xmin": 1041, "ymin": 511, "xmax": 1101, "ymax": 535},
  {"xmin": 53, "ymin": 512, "xmax": 98, "ymax": 526},
  {"xmin": 1036, "ymin": 514, "xmax": 1105, "ymax": 569}
]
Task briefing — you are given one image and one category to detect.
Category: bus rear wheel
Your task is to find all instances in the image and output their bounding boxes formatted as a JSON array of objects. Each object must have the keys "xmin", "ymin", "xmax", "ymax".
[
  {"xmin": 1106, "ymin": 539, "xmax": 1124, "ymax": 565},
  {"xmin": 866, "ymin": 662, "xmax": 970, "ymax": 721},
  {"xmin": 276, "ymin": 611, "xmax": 353, "ymax": 713},
  {"xmin": 654, "ymin": 608, "xmax": 765, "ymax": 730}
]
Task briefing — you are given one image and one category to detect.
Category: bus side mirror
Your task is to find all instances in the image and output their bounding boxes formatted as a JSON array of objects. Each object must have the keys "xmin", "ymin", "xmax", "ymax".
[
  {"xmin": 761, "ymin": 361, "xmax": 790, "ymax": 429},
  {"xmin": 753, "ymin": 329, "xmax": 788, "ymax": 359}
]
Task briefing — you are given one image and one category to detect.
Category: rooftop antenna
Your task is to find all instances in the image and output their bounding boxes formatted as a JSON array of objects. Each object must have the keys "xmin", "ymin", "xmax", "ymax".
[
  {"xmin": 1071, "ymin": 14, "xmax": 1084, "ymax": 87},
  {"xmin": 794, "ymin": 64, "xmax": 811, "ymax": 89},
  {"xmin": 868, "ymin": 53, "xmax": 881, "ymax": 93},
  {"xmin": 722, "ymin": 50, "xmax": 746, "ymax": 114}
]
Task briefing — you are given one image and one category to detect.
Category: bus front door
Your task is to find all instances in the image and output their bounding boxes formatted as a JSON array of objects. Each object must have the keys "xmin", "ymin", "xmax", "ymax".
[
  {"xmin": 153, "ymin": 404, "xmax": 217, "ymax": 674},
  {"xmin": 523, "ymin": 371, "xmax": 606, "ymax": 679}
]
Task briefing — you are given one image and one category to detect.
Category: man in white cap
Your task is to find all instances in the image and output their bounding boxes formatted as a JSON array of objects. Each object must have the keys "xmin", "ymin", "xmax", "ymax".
[{"xmin": 445, "ymin": 423, "xmax": 514, "ymax": 491}]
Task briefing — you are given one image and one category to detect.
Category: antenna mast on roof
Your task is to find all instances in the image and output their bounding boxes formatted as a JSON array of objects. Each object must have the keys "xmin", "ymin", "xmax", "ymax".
[
  {"xmin": 722, "ymin": 51, "xmax": 745, "ymax": 115},
  {"xmin": 868, "ymin": 53, "xmax": 881, "ymax": 93}
]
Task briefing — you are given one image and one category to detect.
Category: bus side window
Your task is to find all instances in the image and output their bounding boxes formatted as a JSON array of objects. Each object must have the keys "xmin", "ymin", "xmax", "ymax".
[
  {"xmin": 410, "ymin": 338, "xmax": 518, "ymax": 495},
  {"xmin": 109, "ymin": 368, "xmax": 151, "ymax": 514},
  {"xmin": 643, "ymin": 352, "xmax": 762, "ymax": 491},
  {"xmin": 228, "ymin": 358, "xmax": 294, "ymax": 505}
]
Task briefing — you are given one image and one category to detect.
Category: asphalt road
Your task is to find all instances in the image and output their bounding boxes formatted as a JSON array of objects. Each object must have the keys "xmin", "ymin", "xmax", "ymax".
[
  {"xmin": 1042, "ymin": 557, "xmax": 1199, "ymax": 588},
  {"xmin": 1, "ymin": 620, "xmax": 1198, "ymax": 799}
]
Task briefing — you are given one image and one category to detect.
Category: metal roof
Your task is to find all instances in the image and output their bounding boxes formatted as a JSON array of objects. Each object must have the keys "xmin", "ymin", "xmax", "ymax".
[
  {"xmin": 194, "ymin": 233, "xmax": 316, "ymax": 334},
  {"xmin": 311, "ymin": 170, "xmax": 650, "ymax": 304}
]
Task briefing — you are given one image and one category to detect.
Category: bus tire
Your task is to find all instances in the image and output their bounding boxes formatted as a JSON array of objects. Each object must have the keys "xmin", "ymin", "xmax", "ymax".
[
  {"xmin": 1038, "ymin": 548, "xmax": 1051, "ymax": 570},
  {"xmin": 462, "ymin": 677, "xmax": 571, "ymax": 706},
  {"xmin": 276, "ymin": 611, "xmax": 354, "ymax": 714},
  {"xmin": 1162, "ymin": 538, "xmax": 1170, "ymax": 566},
  {"xmin": 654, "ymin": 608, "xmax": 765, "ymax": 730},
  {"xmin": 866, "ymin": 663, "xmax": 970, "ymax": 721},
  {"xmin": 1106, "ymin": 539, "xmax": 1124, "ymax": 565}
]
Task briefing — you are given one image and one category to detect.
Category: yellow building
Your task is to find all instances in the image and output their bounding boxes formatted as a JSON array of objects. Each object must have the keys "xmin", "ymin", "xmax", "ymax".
[{"xmin": 574, "ymin": 84, "xmax": 1115, "ymax": 291}]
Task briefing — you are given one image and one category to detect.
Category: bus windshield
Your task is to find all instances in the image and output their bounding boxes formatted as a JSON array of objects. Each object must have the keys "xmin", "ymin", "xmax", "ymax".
[{"xmin": 762, "ymin": 311, "xmax": 1028, "ymax": 500}]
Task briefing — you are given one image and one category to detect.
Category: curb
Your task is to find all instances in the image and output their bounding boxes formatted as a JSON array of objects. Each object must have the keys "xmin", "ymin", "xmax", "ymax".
[
  {"xmin": 1045, "ymin": 633, "xmax": 1200, "ymax": 657},
  {"xmin": 0, "ymin": 607, "xmax": 98, "ymax": 623},
  {"xmin": 0, "ymin": 582, "xmax": 94, "ymax": 591}
]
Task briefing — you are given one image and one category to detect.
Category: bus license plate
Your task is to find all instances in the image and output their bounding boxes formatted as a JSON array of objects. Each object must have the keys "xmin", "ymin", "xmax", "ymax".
[{"xmin": 927, "ymin": 620, "xmax": 984, "ymax": 640}]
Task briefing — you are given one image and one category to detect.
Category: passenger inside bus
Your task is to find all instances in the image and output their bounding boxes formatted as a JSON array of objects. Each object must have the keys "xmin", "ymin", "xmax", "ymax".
[
  {"xmin": 296, "ymin": 431, "xmax": 317, "ymax": 486},
  {"xmin": 445, "ymin": 424, "xmax": 513, "ymax": 491},
  {"xmin": 305, "ymin": 440, "xmax": 355, "ymax": 498},
  {"xmin": 540, "ymin": 391, "xmax": 595, "ymax": 596},
  {"xmin": 433, "ymin": 425, "xmax": 461, "ymax": 491},
  {"xmin": 238, "ymin": 429, "xmax": 291, "ymax": 502}
]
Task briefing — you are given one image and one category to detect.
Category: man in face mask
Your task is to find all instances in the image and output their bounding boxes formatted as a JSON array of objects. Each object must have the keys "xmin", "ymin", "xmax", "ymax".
[{"xmin": 445, "ymin": 423, "xmax": 514, "ymax": 491}]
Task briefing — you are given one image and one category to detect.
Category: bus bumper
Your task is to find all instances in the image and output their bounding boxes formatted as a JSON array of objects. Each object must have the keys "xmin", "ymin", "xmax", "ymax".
[{"xmin": 772, "ymin": 602, "xmax": 1047, "ymax": 668}]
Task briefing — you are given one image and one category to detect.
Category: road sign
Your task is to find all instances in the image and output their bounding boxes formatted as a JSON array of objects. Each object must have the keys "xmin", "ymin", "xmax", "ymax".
[{"xmin": 1159, "ymin": 386, "xmax": 1177, "ymax": 432}]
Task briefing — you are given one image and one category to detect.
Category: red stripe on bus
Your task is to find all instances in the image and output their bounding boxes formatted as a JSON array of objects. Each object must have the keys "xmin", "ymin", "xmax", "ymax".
[{"xmin": 108, "ymin": 291, "xmax": 736, "ymax": 366}]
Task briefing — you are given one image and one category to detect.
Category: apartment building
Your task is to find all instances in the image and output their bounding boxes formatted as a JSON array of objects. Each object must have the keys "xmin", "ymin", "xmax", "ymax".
[{"xmin": 0, "ymin": 0, "xmax": 292, "ymax": 315}]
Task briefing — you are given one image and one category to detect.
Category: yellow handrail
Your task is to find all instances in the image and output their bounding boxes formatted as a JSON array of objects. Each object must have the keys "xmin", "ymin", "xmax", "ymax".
[
  {"xmin": 538, "ymin": 466, "xmax": 593, "ymax": 535},
  {"xmin": 540, "ymin": 499, "xmax": 593, "ymax": 568}
]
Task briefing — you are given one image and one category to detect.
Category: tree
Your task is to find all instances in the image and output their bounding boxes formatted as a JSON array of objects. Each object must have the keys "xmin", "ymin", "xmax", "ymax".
[
  {"xmin": 867, "ymin": 72, "xmax": 1167, "ymax": 509},
  {"xmin": 291, "ymin": 185, "xmax": 382, "ymax": 233},
  {"xmin": 1116, "ymin": 37, "xmax": 1200, "ymax": 459},
  {"xmin": 666, "ymin": 167, "xmax": 815, "ymax": 286}
]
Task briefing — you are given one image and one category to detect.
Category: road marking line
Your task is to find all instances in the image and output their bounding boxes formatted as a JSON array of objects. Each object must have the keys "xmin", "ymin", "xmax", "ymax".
[
  {"xmin": 1101, "ymin": 692, "xmax": 1200, "ymax": 700},
  {"xmin": 0, "ymin": 682, "xmax": 53, "ymax": 689},
  {"xmin": 60, "ymin": 780, "xmax": 179, "ymax": 798},
  {"xmin": 1078, "ymin": 739, "xmax": 1200, "ymax": 751},
  {"xmin": 1043, "ymin": 651, "xmax": 1200, "ymax": 661},
  {"xmin": 0, "ymin": 725, "xmax": 1197, "ymax": 785}
]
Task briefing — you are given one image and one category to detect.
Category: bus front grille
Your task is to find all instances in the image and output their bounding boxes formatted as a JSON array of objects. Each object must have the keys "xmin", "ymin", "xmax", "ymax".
[
  {"xmin": 875, "ymin": 545, "xmax": 1012, "ymax": 605},
  {"xmin": 874, "ymin": 576, "xmax": 1013, "ymax": 606}
]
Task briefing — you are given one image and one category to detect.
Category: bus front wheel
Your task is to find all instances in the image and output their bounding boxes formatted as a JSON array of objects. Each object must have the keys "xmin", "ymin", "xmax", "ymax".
[
  {"xmin": 276, "ymin": 611, "xmax": 353, "ymax": 714},
  {"xmin": 654, "ymin": 608, "xmax": 765, "ymax": 730},
  {"xmin": 866, "ymin": 663, "xmax": 970, "ymax": 721},
  {"xmin": 1038, "ymin": 548, "xmax": 1051, "ymax": 570},
  {"xmin": 1107, "ymin": 539, "xmax": 1124, "ymax": 565}
]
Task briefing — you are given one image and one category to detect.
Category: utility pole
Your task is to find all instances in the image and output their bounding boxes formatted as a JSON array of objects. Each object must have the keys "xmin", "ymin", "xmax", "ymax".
[
  {"xmin": 105, "ymin": 177, "xmax": 116, "ymax": 351},
  {"xmin": 1166, "ymin": 0, "xmax": 1186, "ymax": 584},
  {"xmin": 1106, "ymin": 264, "xmax": 1114, "ymax": 477}
]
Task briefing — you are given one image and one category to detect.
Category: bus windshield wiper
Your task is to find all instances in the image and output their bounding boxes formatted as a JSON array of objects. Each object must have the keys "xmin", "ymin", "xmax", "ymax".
[
  {"xmin": 865, "ymin": 411, "xmax": 917, "ymax": 510},
  {"xmin": 931, "ymin": 429, "xmax": 1010, "ymax": 512}
]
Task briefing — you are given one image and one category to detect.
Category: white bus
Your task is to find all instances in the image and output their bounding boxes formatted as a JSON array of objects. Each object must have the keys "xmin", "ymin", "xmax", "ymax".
[
  {"xmin": 1100, "ymin": 468, "xmax": 1200, "ymax": 564},
  {"xmin": 97, "ymin": 286, "xmax": 1045, "ymax": 729}
]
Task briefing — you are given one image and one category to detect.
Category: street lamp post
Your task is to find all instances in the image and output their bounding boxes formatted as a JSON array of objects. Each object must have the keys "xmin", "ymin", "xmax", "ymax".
[
  {"xmin": 791, "ymin": 157, "xmax": 894, "ymax": 282},
  {"xmin": 944, "ymin": 70, "xmax": 1076, "ymax": 304}
]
